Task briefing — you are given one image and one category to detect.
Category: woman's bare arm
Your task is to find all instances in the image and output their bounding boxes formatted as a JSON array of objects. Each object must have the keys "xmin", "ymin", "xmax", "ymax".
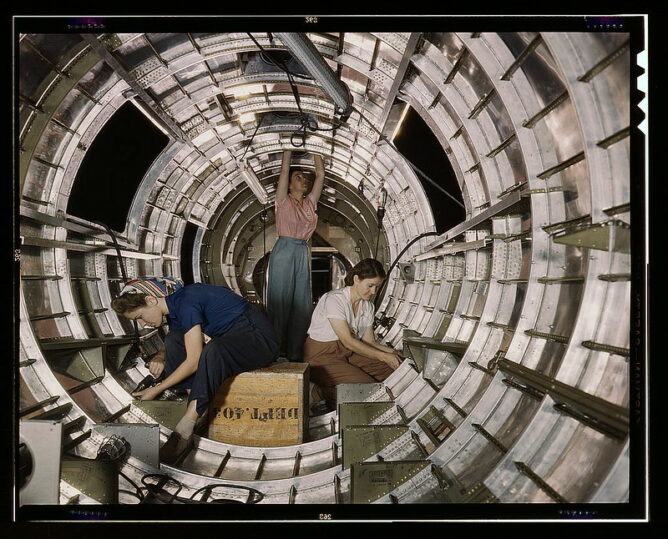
[
  {"xmin": 309, "ymin": 154, "xmax": 325, "ymax": 203},
  {"xmin": 275, "ymin": 150, "xmax": 292, "ymax": 205},
  {"xmin": 328, "ymin": 318, "xmax": 401, "ymax": 369},
  {"xmin": 133, "ymin": 325, "xmax": 204, "ymax": 399}
]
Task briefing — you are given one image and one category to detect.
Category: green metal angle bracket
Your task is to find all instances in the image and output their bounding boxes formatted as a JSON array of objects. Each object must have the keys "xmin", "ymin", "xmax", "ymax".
[
  {"xmin": 132, "ymin": 400, "xmax": 188, "ymax": 431},
  {"xmin": 342, "ymin": 425, "xmax": 409, "ymax": 469},
  {"xmin": 61, "ymin": 456, "xmax": 119, "ymax": 504},
  {"xmin": 338, "ymin": 402, "xmax": 400, "ymax": 430},
  {"xmin": 552, "ymin": 220, "xmax": 630, "ymax": 253},
  {"xmin": 350, "ymin": 460, "xmax": 431, "ymax": 504},
  {"xmin": 44, "ymin": 346, "xmax": 105, "ymax": 383}
]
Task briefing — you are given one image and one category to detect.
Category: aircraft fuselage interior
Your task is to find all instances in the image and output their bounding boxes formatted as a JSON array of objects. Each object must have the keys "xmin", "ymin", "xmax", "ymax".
[{"xmin": 15, "ymin": 16, "xmax": 647, "ymax": 520}]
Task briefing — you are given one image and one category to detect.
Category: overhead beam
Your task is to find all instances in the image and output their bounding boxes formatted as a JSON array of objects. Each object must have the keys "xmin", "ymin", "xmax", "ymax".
[
  {"xmin": 379, "ymin": 33, "xmax": 422, "ymax": 137},
  {"xmin": 80, "ymin": 34, "xmax": 189, "ymax": 145},
  {"xmin": 424, "ymin": 188, "xmax": 526, "ymax": 251}
]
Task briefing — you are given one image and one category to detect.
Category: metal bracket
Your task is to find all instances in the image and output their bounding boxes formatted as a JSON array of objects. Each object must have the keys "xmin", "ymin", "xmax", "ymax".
[
  {"xmin": 60, "ymin": 456, "xmax": 119, "ymax": 504},
  {"xmin": 552, "ymin": 220, "xmax": 630, "ymax": 253},
  {"xmin": 350, "ymin": 460, "xmax": 430, "ymax": 504},
  {"xmin": 336, "ymin": 383, "xmax": 391, "ymax": 407},
  {"xmin": 93, "ymin": 423, "xmax": 161, "ymax": 468},
  {"xmin": 131, "ymin": 400, "xmax": 188, "ymax": 431},
  {"xmin": 338, "ymin": 402, "xmax": 400, "ymax": 430},
  {"xmin": 43, "ymin": 346, "xmax": 105, "ymax": 383},
  {"xmin": 342, "ymin": 425, "xmax": 409, "ymax": 469},
  {"xmin": 397, "ymin": 262, "xmax": 415, "ymax": 283}
]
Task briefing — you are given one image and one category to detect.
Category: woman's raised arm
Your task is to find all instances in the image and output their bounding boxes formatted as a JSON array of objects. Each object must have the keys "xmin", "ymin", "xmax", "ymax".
[
  {"xmin": 275, "ymin": 150, "xmax": 292, "ymax": 205},
  {"xmin": 309, "ymin": 154, "xmax": 325, "ymax": 203}
]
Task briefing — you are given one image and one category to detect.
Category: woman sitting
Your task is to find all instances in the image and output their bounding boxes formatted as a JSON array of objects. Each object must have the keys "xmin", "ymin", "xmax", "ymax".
[
  {"xmin": 111, "ymin": 277, "xmax": 278, "ymax": 464},
  {"xmin": 303, "ymin": 259, "xmax": 402, "ymax": 411}
]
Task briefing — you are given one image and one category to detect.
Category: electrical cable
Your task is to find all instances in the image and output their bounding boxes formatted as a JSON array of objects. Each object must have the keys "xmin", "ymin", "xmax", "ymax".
[
  {"xmin": 246, "ymin": 33, "xmax": 344, "ymax": 148},
  {"xmin": 138, "ymin": 473, "xmax": 264, "ymax": 504},
  {"xmin": 118, "ymin": 489, "xmax": 144, "ymax": 503},
  {"xmin": 373, "ymin": 231, "xmax": 440, "ymax": 311},
  {"xmin": 240, "ymin": 113, "xmax": 266, "ymax": 161},
  {"xmin": 247, "ymin": 35, "xmax": 463, "ymax": 214},
  {"xmin": 189, "ymin": 483, "xmax": 265, "ymax": 504},
  {"xmin": 351, "ymin": 105, "xmax": 466, "ymax": 209},
  {"xmin": 119, "ymin": 470, "xmax": 145, "ymax": 501},
  {"xmin": 94, "ymin": 221, "xmax": 144, "ymax": 360}
]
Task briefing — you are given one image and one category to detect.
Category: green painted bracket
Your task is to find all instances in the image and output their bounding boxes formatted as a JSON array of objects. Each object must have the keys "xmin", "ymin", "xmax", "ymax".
[
  {"xmin": 350, "ymin": 460, "xmax": 431, "ymax": 503},
  {"xmin": 45, "ymin": 346, "xmax": 105, "ymax": 383},
  {"xmin": 342, "ymin": 425, "xmax": 408, "ymax": 469},
  {"xmin": 104, "ymin": 342, "xmax": 137, "ymax": 372},
  {"xmin": 432, "ymin": 465, "xmax": 499, "ymax": 503},
  {"xmin": 338, "ymin": 402, "xmax": 400, "ymax": 430},
  {"xmin": 61, "ymin": 457, "xmax": 119, "ymax": 504},
  {"xmin": 552, "ymin": 220, "xmax": 630, "ymax": 253},
  {"xmin": 403, "ymin": 336, "xmax": 469, "ymax": 356},
  {"xmin": 132, "ymin": 400, "xmax": 188, "ymax": 431},
  {"xmin": 336, "ymin": 383, "xmax": 391, "ymax": 406}
]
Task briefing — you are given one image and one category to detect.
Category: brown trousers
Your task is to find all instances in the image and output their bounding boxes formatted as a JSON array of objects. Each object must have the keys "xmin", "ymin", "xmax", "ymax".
[{"xmin": 304, "ymin": 337, "xmax": 393, "ymax": 409}]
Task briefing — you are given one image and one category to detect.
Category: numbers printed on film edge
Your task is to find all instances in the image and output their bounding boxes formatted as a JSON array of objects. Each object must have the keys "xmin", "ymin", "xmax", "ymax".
[{"xmin": 305, "ymin": 16, "xmax": 318, "ymax": 24}]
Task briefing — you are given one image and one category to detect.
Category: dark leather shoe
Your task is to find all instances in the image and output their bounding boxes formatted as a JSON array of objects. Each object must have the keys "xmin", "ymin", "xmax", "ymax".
[{"xmin": 160, "ymin": 431, "xmax": 193, "ymax": 465}]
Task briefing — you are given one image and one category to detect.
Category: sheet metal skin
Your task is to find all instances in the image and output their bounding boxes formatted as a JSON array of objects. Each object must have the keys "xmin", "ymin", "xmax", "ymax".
[{"xmin": 17, "ymin": 29, "xmax": 633, "ymax": 506}]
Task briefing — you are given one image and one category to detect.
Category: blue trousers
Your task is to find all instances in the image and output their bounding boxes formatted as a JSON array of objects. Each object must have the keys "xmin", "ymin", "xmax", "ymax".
[
  {"xmin": 163, "ymin": 305, "xmax": 278, "ymax": 416},
  {"xmin": 266, "ymin": 236, "xmax": 312, "ymax": 361}
]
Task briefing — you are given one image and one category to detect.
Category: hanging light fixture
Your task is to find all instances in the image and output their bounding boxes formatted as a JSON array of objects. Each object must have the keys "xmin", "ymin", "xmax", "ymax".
[
  {"xmin": 275, "ymin": 32, "xmax": 353, "ymax": 121},
  {"xmin": 238, "ymin": 164, "xmax": 269, "ymax": 205}
]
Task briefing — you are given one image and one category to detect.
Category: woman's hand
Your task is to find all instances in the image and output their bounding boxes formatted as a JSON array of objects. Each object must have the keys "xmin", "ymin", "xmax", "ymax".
[
  {"xmin": 147, "ymin": 356, "xmax": 165, "ymax": 378},
  {"xmin": 379, "ymin": 351, "xmax": 402, "ymax": 370},
  {"xmin": 132, "ymin": 385, "xmax": 163, "ymax": 401}
]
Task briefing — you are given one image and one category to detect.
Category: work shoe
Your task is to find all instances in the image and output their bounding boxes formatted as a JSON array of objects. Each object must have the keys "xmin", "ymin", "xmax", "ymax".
[{"xmin": 159, "ymin": 431, "xmax": 193, "ymax": 465}]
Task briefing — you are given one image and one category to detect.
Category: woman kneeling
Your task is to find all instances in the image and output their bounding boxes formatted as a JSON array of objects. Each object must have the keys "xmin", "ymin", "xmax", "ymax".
[
  {"xmin": 304, "ymin": 259, "xmax": 402, "ymax": 411},
  {"xmin": 111, "ymin": 278, "xmax": 278, "ymax": 464}
]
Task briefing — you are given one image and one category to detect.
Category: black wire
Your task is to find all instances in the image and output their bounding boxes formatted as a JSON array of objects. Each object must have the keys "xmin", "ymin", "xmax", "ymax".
[
  {"xmin": 240, "ymin": 114, "xmax": 266, "ymax": 161},
  {"xmin": 189, "ymin": 483, "xmax": 265, "ymax": 504},
  {"xmin": 141, "ymin": 473, "xmax": 183, "ymax": 504},
  {"xmin": 119, "ymin": 470, "xmax": 145, "ymax": 501},
  {"xmin": 137, "ymin": 473, "xmax": 264, "ymax": 504},
  {"xmin": 351, "ymin": 105, "xmax": 466, "ymax": 210},
  {"xmin": 373, "ymin": 232, "xmax": 440, "ymax": 311},
  {"xmin": 94, "ymin": 221, "xmax": 128, "ymax": 283},
  {"xmin": 249, "ymin": 35, "xmax": 309, "ymax": 80},
  {"xmin": 247, "ymin": 32, "xmax": 337, "ymax": 147},
  {"xmin": 94, "ymin": 221, "xmax": 142, "ymax": 348}
]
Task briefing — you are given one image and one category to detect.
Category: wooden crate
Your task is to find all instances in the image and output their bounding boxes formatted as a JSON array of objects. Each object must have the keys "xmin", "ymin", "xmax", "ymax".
[{"xmin": 207, "ymin": 362, "xmax": 309, "ymax": 447}]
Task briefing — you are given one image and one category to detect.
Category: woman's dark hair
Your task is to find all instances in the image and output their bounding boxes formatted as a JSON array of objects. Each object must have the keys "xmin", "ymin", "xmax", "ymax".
[
  {"xmin": 345, "ymin": 258, "xmax": 386, "ymax": 286},
  {"xmin": 111, "ymin": 293, "xmax": 149, "ymax": 315}
]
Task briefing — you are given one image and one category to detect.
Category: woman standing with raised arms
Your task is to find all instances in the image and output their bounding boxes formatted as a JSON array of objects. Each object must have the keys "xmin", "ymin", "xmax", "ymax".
[{"xmin": 266, "ymin": 150, "xmax": 325, "ymax": 362}]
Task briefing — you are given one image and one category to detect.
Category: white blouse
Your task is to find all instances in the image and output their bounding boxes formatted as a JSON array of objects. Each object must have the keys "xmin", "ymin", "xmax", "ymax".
[{"xmin": 307, "ymin": 286, "xmax": 375, "ymax": 342}]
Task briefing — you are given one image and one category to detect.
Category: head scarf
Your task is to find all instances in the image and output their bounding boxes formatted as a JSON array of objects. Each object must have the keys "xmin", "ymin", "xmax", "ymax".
[{"xmin": 120, "ymin": 276, "xmax": 184, "ymax": 297}]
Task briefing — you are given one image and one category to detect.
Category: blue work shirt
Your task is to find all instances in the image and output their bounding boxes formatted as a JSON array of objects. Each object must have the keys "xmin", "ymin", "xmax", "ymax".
[{"xmin": 165, "ymin": 283, "xmax": 249, "ymax": 337}]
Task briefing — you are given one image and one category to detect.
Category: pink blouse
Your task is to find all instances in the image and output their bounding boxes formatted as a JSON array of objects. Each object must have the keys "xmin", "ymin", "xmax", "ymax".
[{"xmin": 275, "ymin": 193, "xmax": 318, "ymax": 240}]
